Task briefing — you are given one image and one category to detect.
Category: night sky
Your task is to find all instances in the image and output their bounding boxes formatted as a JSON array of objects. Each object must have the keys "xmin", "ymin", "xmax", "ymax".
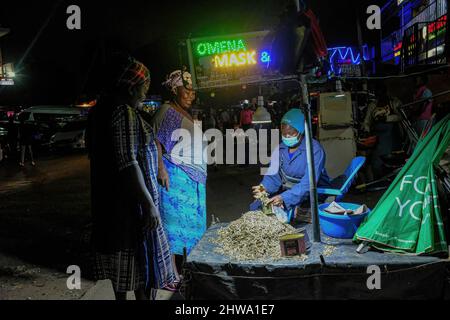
[{"xmin": 0, "ymin": 0, "xmax": 383, "ymax": 106}]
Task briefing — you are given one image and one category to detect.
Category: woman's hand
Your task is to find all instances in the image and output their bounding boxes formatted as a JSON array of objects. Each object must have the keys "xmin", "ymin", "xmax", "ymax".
[
  {"xmin": 141, "ymin": 198, "xmax": 160, "ymax": 233},
  {"xmin": 267, "ymin": 195, "xmax": 284, "ymax": 208},
  {"xmin": 158, "ymin": 165, "xmax": 170, "ymax": 191},
  {"xmin": 156, "ymin": 141, "xmax": 169, "ymax": 191}
]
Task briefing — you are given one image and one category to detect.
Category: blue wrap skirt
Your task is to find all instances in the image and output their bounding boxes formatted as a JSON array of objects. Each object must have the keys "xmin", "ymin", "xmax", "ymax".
[{"xmin": 159, "ymin": 158, "xmax": 207, "ymax": 255}]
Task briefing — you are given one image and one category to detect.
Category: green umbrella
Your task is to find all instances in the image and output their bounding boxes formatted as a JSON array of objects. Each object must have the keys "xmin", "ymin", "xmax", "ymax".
[{"xmin": 354, "ymin": 114, "xmax": 450, "ymax": 255}]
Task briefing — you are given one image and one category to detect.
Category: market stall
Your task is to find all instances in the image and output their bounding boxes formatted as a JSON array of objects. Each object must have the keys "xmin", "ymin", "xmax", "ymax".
[{"xmin": 184, "ymin": 223, "xmax": 447, "ymax": 300}]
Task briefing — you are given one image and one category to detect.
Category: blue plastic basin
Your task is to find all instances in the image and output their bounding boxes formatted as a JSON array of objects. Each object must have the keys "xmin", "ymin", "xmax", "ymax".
[{"xmin": 318, "ymin": 202, "xmax": 371, "ymax": 239}]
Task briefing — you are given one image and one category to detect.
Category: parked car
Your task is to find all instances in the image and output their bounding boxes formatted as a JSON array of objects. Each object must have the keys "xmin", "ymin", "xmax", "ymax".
[
  {"xmin": 18, "ymin": 105, "xmax": 91, "ymax": 148},
  {"xmin": 18, "ymin": 105, "xmax": 88, "ymax": 123},
  {"xmin": 49, "ymin": 119, "xmax": 87, "ymax": 150},
  {"xmin": 0, "ymin": 127, "xmax": 7, "ymax": 145}
]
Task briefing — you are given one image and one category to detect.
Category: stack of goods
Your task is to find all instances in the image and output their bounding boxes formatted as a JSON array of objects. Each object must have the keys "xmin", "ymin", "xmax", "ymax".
[{"xmin": 325, "ymin": 202, "xmax": 368, "ymax": 215}]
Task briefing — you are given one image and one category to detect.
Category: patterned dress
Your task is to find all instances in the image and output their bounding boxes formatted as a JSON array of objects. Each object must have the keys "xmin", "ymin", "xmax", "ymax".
[
  {"xmin": 89, "ymin": 104, "xmax": 176, "ymax": 292},
  {"xmin": 152, "ymin": 103, "xmax": 207, "ymax": 255}
]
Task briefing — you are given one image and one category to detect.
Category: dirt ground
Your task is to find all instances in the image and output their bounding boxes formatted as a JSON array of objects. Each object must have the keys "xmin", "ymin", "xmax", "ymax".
[{"xmin": 0, "ymin": 152, "xmax": 94, "ymax": 300}]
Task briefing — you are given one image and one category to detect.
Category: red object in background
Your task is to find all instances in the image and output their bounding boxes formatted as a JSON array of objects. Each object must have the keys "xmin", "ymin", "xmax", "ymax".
[
  {"xmin": 394, "ymin": 42, "xmax": 403, "ymax": 52},
  {"xmin": 302, "ymin": 9, "xmax": 328, "ymax": 58},
  {"xmin": 358, "ymin": 136, "xmax": 378, "ymax": 148},
  {"xmin": 312, "ymin": 116, "xmax": 319, "ymax": 124},
  {"xmin": 240, "ymin": 109, "xmax": 254, "ymax": 126},
  {"xmin": 428, "ymin": 15, "xmax": 447, "ymax": 34}
]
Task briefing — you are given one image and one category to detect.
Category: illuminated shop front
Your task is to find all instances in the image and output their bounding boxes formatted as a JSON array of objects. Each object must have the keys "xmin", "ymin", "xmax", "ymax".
[
  {"xmin": 380, "ymin": 0, "xmax": 448, "ymax": 69},
  {"xmin": 402, "ymin": 13, "xmax": 447, "ymax": 68}
]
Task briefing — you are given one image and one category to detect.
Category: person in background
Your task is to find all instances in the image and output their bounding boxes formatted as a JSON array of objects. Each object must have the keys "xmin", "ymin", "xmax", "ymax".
[
  {"xmin": 240, "ymin": 103, "xmax": 254, "ymax": 131},
  {"xmin": 86, "ymin": 56, "xmax": 176, "ymax": 300},
  {"xmin": 231, "ymin": 108, "xmax": 240, "ymax": 129},
  {"xmin": 363, "ymin": 85, "xmax": 403, "ymax": 178},
  {"xmin": 412, "ymin": 75, "xmax": 434, "ymax": 137},
  {"xmin": 250, "ymin": 109, "xmax": 331, "ymax": 223},
  {"xmin": 18, "ymin": 115, "xmax": 35, "ymax": 167},
  {"xmin": 267, "ymin": 103, "xmax": 277, "ymax": 125},
  {"xmin": 219, "ymin": 108, "xmax": 231, "ymax": 133},
  {"xmin": 204, "ymin": 108, "xmax": 217, "ymax": 131},
  {"xmin": 152, "ymin": 70, "xmax": 207, "ymax": 290},
  {"xmin": 239, "ymin": 102, "xmax": 255, "ymax": 167},
  {"xmin": 6, "ymin": 115, "xmax": 18, "ymax": 160},
  {"xmin": 250, "ymin": 97, "xmax": 258, "ymax": 111},
  {"xmin": 0, "ymin": 140, "xmax": 4, "ymax": 163}
]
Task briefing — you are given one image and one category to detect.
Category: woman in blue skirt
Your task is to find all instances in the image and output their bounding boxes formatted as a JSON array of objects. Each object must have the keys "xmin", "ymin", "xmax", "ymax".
[{"xmin": 152, "ymin": 70, "xmax": 207, "ymax": 290}]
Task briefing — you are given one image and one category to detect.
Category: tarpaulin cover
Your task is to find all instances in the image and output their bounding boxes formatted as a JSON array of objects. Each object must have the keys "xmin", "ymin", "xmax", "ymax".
[
  {"xmin": 355, "ymin": 114, "xmax": 450, "ymax": 255},
  {"xmin": 184, "ymin": 224, "xmax": 447, "ymax": 300}
]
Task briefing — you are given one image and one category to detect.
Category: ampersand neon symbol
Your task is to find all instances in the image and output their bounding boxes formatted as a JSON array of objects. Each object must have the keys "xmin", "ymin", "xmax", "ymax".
[{"xmin": 260, "ymin": 51, "xmax": 271, "ymax": 64}]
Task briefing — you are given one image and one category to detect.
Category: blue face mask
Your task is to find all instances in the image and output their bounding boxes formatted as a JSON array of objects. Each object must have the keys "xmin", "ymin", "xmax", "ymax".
[{"xmin": 282, "ymin": 135, "xmax": 300, "ymax": 147}]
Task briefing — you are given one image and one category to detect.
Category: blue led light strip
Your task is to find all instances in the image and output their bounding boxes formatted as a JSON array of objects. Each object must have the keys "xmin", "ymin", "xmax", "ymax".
[{"xmin": 328, "ymin": 46, "xmax": 370, "ymax": 75}]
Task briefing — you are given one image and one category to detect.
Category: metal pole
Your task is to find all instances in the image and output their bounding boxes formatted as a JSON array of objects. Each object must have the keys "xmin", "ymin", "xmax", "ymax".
[
  {"xmin": 186, "ymin": 37, "xmax": 197, "ymax": 89},
  {"xmin": 294, "ymin": 0, "xmax": 301, "ymax": 12},
  {"xmin": 0, "ymin": 45, "xmax": 3, "ymax": 78},
  {"xmin": 356, "ymin": 14, "xmax": 367, "ymax": 80},
  {"xmin": 300, "ymin": 74, "xmax": 321, "ymax": 242}
]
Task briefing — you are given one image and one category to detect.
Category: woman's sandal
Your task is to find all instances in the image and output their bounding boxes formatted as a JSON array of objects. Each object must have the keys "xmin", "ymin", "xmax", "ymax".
[
  {"xmin": 163, "ymin": 274, "xmax": 183, "ymax": 292},
  {"xmin": 163, "ymin": 280, "xmax": 182, "ymax": 292}
]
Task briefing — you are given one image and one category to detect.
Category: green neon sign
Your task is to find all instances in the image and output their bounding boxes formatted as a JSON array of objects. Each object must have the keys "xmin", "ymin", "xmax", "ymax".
[{"xmin": 196, "ymin": 39, "xmax": 247, "ymax": 56}]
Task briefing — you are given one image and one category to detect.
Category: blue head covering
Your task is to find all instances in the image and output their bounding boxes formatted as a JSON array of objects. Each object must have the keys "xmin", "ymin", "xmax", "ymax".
[{"xmin": 281, "ymin": 109, "xmax": 305, "ymax": 134}]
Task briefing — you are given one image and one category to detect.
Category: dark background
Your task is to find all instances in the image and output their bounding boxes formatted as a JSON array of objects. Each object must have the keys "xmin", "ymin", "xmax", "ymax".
[{"xmin": 0, "ymin": 0, "xmax": 384, "ymax": 106}]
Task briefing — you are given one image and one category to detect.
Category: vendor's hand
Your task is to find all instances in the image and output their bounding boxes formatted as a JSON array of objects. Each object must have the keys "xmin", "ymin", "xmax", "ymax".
[
  {"xmin": 141, "ymin": 198, "xmax": 160, "ymax": 233},
  {"xmin": 158, "ymin": 166, "xmax": 170, "ymax": 191},
  {"xmin": 267, "ymin": 195, "xmax": 284, "ymax": 208},
  {"xmin": 252, "ymin": 185, "xmax": 263, "ymax": 195}
]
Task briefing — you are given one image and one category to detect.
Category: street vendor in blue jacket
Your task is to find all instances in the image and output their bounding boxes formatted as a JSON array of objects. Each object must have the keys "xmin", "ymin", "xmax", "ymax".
[{"xmin": 250, "ymin": 109, "xmax": 331, "ymax": 223}]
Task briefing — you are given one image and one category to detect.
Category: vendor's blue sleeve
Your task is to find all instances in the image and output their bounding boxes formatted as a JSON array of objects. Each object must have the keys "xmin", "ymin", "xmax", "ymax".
[
  {"xmin": 260, "ymin": 148, "xmax": 282, "ymax": 194},
  {"xmin": 280, "ymin": 144, "xmax": 326, "ymax": 209}
]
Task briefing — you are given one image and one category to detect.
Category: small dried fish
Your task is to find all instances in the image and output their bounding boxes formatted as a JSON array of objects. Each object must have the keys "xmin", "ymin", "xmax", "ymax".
[
  {"xmin": 212, "ymin": 211, "xmax": 299, "ymax": 261},
  {"xmin": 322, "ymin": 245, "xmax": 336, "ymax": 257}
]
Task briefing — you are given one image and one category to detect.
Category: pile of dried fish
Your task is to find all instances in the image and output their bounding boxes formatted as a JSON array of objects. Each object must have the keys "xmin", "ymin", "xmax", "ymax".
[{"xmin": 212, "ymin": 211, "xmax": 301, "ymax": 261}]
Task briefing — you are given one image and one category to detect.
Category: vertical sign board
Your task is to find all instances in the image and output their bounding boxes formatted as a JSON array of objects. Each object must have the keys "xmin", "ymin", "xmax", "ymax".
[{"xmin": 186, "ymin": 31, "xmax": 278, "ymax": 90}]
